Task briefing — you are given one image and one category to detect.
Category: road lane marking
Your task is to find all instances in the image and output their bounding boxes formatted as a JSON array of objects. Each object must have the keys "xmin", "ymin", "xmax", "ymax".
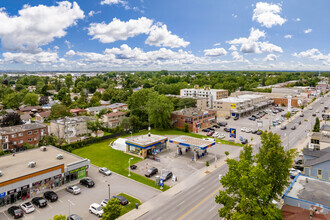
[
  {"xmin": 58, "ymin": 199, "xmax": 64, "ymax": 203},
  {"xmin": 177, "ymin": 186, "xmax": 222, "ymax": 220},
  {"xmin": 177, "ymin": 200, "xmax": 185, "ymax": 206},
  {"xmin": 48, "ymin": 204, "xmax": 53, "ymax": 208},
  {"xmin": 196, "ymin": 187, "xmax": 205, "ymax": 193},
  {"xmin": 68, "ymin": 199, "xmax": 75, "ymax": 206},
  {"xmin": 209, "ymin": 205, "xmax": 217, "ymax": 212}
]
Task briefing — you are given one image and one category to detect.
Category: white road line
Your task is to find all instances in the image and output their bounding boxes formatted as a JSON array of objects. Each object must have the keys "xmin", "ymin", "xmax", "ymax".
[
  {"xmin": 209, "ymin": 205, "xmax": 217, "ymax": 212},
  {"xmin": 2, "ymin": 212, "xmax": 10, "ymax": 220},
  {"xmin": 48, "ymin": 203, "xmax": 53, "ymax": 208},
  {"xmin": 68, "ymin": 199, "xmax": 75, "ymax": 206},
  {"xmin": 35, "ymin": 208, "xmax": 41, "ymax": 213},
  {"xmin": 177, "ymin": 200, "xmax": 185, "ymax": 206},
  {"xmin": 58, "ymin": 199, "xmax": 64, "ymax": 203},
  {"xmin": 196, "ymin": 187, "xmax": 205, "ymax": 193}
]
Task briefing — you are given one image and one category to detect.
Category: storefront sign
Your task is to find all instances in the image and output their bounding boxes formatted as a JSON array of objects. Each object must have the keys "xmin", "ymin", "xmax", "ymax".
[
  {"xmin": 231, "ymin": 103, "xmax": 236, "ymax": 109},
  {"xmin": 8, "ymin": 189, "xmax": 16, "ymax": 195},
  {"xmin": 78, "ymin": 170, "xmax": 86, "ymax": 179},
  {"xmin": 0, "ymin": 192, "xmax": 6, "ymax": 198},
  {"xmin": 69, "ymin": 166, "xmax": 87, "ymax": 174}
]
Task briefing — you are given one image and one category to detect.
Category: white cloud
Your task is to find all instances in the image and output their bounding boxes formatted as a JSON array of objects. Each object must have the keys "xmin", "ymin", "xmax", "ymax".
[
  {"xmin": 88, "ymin": 10, "xmax": 101, "ymax": 17},
  {"xmin": 100, "ymin": 0, "xmax": 127, "ymax": 6},
  {"xmin": 0, "ymin": 1, "xmax": 84, "ymax": 53},
  {"xmin": 229, "ymin": 45, "xmax": 237, "ymax": 51},
  {"xmin": 65, "ymin": 50, "xmax": 76, "ymax": 56},
  {"xmin": 204, "ymin": 48, "xmax": 227, "ymax": 57},
  {"xmin": 231, "ymin": 51, "xmax": 243, "ymax": 61},
  {"xmin": 232, "ymin": 14, "xmax": 237, "ymax": 18},
  {"xmin": 88, "ymin": 17, "xmax": 153, "ymax": 43},
  {"xmin": 3, "ymin": 51, "xmax": 58, "ymax": 64},
  {"xmin": 227, "ymin": 28, "xmax": 282, "ymax": 54},
  {"xmin": 145, "ymin": 24, "xmax": 190, "ymax": 48},
  {"xmin": 293, "ymin": 48, "xmax": 330, "ymax": 62},
  {"xmin": 65, "ymin": 40, "xmax": 73, "ymax": 49},
  {"xmin": 252, "ymin": 2, "xmax": 286, "ymax": 28},
  {"xmin": 263, "ymin": 54, "xmax": 278, "ymax": 61},
  {"xmin": 296, "ymin": 18, "xmax": 301, "ymax": 22},
  {"xmin": 213, "ymin": 42, "xmax": 221, "ymax": 46},
  {"xmin": 304, "ymin": 29, "xmax": 312, "ymax": 34},
  {"xmin": 284, "ymin": 34, "xmax": 292, "ymax": 39}
]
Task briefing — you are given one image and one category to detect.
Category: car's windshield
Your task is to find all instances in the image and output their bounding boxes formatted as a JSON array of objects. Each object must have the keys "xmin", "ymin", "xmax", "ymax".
[
  {"xmin": 25, "ymin": 202, "xmax": 32, "ymax": 207},
  {"xmin": 72, "ymin": 186, "xmax": 79, "ymax": 190},
  {"xmin": 96, "ymin": 206, "xmax": 102, "ymax": 211},
  {"xmin": 39, "ymin": 199, "xmax": 46, "ymax": 203},
  {"xmin": 104, "ymin": 168, "xmax": 109, "ymax": 172}
]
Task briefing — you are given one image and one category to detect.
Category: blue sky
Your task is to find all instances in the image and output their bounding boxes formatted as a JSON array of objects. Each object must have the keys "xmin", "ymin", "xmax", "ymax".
[{"xmin": 0, "ymin": 0, "xmax": 329, "ymax": 71}]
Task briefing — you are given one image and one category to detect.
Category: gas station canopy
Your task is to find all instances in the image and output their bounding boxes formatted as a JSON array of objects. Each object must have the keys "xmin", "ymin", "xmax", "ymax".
[{"xmin": 169, "ymin": 136, "xmax": 215, "ymax": 151}]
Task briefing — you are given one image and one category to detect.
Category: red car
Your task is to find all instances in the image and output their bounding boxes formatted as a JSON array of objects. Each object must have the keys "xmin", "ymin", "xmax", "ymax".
[{"xmin": 207, "ymin": 131, "xmax": 214, "ymax": 136}]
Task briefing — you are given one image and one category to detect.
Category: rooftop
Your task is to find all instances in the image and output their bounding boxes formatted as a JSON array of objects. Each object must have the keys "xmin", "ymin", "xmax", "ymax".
[
  {"xmin": 0, "ymin": 123, "xmax": 47, "ymax": 135},
  {"xmin": 0, "ymin": 145, "xmax": 84, "ymax": 184},
  {"xmin": 170, "ymin": 135, "xmax": 215, "ymax": 150},
  {"xmin": 303, "ymin": 147, "xmax": 330, "ymax": 167},
  {"xmin": 51, "ymin": 116, "xmax": 94, "ymax": 125},
  {"xmin": 321, "ymin": 124, "xmax": 330, "ymax": 132},
  {"xmin": 126, "ymin": 134, "xmax": 167, "ymax": 146},
  {"xmin": 172, "ymin": 108, "xmax": 215, "ymax": 117},
  {"xmin": 311, "ymin": 132, "xmax": 330, "ymax": 143},
  {"xmin": 284, "ymin": 174, "xmax": 330, "ymax": 209},
  {"xmin": 108, "ymin": 103, "xmax": 127, "ymax": 109},
  {"xmin": 104, "ymin": 111, "xmax": 126, "ymax": 117},
  {"xmin": 37, "ymin": 111, "xmax": 51, "ymax": 118},
  {"xmin": 237, "ymin": 94, "xmax": 265, "ymax": 100},
  {"xmin": 219, "ymin": 97, "xmax": 250, "ymax": 103}
]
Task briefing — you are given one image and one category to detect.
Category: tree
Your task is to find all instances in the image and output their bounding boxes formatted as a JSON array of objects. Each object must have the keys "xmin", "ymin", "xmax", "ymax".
[
  {"xmin": 87, "ymin": 119, "xmax": 102, "ymax": 136},
  {"xmin": 313, "ymin": 117, "xmax": 320, "ymax": 132},
  {"xmin": 1, "ymin": 112, "xmax": 23, "ymax": 127},
  {"xmin": 2, "ymin": 92, "xmax": 25, "ymax": 109},
  {"xmin": 65, "ymin": 74, "xmax": 73, "ymax": 88},
  {"xmin": 146, "ymin": 94, "xmax": 174, "ymax": 129},
  {"xmin": 184, "ymin": 123, "xmax": 189, "ymax": 132},
  {"xmin": 96, "ymin": 108, "xmax": 109, "ymax": 119},
  {"xmin": 38, "ymin": 135, "xmax": 58, "ymax": 147},
  {"xmin": 215, "ymin": 132, "xmax": 296, "ymax": 219},
  {"xmin": 102, "ymin": 198, "xmax": 121, "ymax": 220},
  {"xmin": 285, "ymin": 111, "xmax": 291, "ymax": 119},
  {"xmin": 39, "ymin": 96, "xmax": 49, "ymax": 105},
  {"xmin": 50, "ymin": 104, "xmax": 71, "ymax": 119},
  {"xmin": 53, "ymin": 215, "xmax": 66, "ymax": 220},
  {"xmin": 89, "ymin": 95, "xmax": 101, "ymax": 107},
  {"xmin": 23, "ymin": 93, "xmax": 39, "ymax": 106},
  {"xmin": 121, "ymin": 117, "xmax": 131, "ymax": 131}
]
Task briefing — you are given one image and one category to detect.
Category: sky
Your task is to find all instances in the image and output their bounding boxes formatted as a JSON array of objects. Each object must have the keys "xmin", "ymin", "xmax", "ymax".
[{"xmin": 0, "ymin": 0, "xmax": 329, "ymax": 71}]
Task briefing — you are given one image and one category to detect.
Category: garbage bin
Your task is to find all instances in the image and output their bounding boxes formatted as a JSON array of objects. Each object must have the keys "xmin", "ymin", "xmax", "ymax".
[{"xmin": 135, "ymin": 203, "xmax": 139, "ymax": 209}]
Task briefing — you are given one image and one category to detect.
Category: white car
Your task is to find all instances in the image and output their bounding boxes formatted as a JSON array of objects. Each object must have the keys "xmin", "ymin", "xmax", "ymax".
[
  {"xmin": 245, "ymin": 128, "xmax": 252, "ymax": 133},
  {"xmin": 241, "ymin": 127, "xmax": 247, "ymax": 132},
  {"xmin": 218, "ymin": 133, "xmax": 225, "ymax": 139},
  {"xmin": 316, "ymin": 110, "xmax": 319, "ymax": 113},
  {"xmin": 89, "ymin": 203, "xmax": 103, "ymax": 217},
  {"xmin": 101, "ymin": 199, "xmax": 109, "ymax": 207},
  {"xmin": 308, "ymin": 106, "xmax": 313, "ymax": 110},
  {"xmin": 20, "ymin": 201, "xmax": 35, "ymax": 214},
  {"xmin": 212, "ymin": 132, "xmax": 219, "ymax": 138},
  {"xmin": 99, "ymin": 167, "xmax": 112, "ymax": 176},
  {"xmin": 66, "ymin": 185, "xmax": 81, "ymax": 195}
]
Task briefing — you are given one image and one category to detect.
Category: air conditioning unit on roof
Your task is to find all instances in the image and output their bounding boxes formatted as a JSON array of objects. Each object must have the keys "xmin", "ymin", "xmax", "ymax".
[
  {"xmin": 0, "ymin": 170, "xmax": 2, "ymax": 177},
  {"xmin": 40, "ymin": 146, "xmax": 47, "ymax": 151},
  {"xmin": 56, "ymin": 154, "xmax": 63, "ymax": 160},
  {"xmin": 28, "ymin": 161, "xmax": 36, "ymax": 168}
]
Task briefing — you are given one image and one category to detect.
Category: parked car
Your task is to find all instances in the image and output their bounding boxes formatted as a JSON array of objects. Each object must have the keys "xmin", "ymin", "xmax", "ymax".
[
  {"xmin": 145, "ymin": 167, "xmax": 158, "ymax": 177},
  {"xmin": 312, "ymin": 113, "xmax": 316, "ymax": 117},
  {"xmin": 233, "ymin": 116, "xmax": 239, "ymax": 120},
  {"xmin": 212, "ymin": 132, "xmax": 219, "ymax": 138},
  {"xmin": 245, "ymin": 128, "xmax": 252, "ymax": 133},
  {"xmin": 32, "ymin": 197, "xmax": 47, "ymax": 208},
  {"xmin": 280, "ymin": 126, "xmax": 287, "ymax": 130},
  {"xmin": 308, "ymin": 106, "xmax": 313, "ymax": 110},
  {"xmin": 225, "ymin": 116, "xmax": 231, "ymax": 120},
  {"xmin": 80, "ymin": 177, "xmax": 95, "ymax": 188},
  {"xmin": 208, "ymin": 127, "xmax": 215, "ymax": 131},
  {"xmin": 295, "ymin": 159, "xmax": 303, "ymax": 165},
  {"xmin": 8, "ymin": 206, "xmax": 24, "ymax": 219},
  {"xmin": 112, "ymin": 195, "xmax": 129, "ymax": 206},
  {"xmin": 130, "ymin": 164, "xmax": 137, "ymax": 170},
  {"xmin": 224, "ymin": 127, "xmax": 230, "ymax": 132},
  {"xmin": 300, "ymin": 114, "xmax": 304, "ymax": 117},
  {"xmin": 212, "ymin": 124, "xmax": 220, "ymax": 128},
  {"xmin": 44, "ymin": 191, "xmax": 58, "ymax": 202},
  {"xmin": 249, "ymin": 117, "xmax": 256, "ymax": 121},
  {"xmin": 218, "ymin": 133, "xmax": 226, "ymax": 139},
  {"xmin": 316, "ymin": 110, "xmax": 320, "ymax": 113},
  {"xmin": 241, "ymin": 127, "xmax": 246, "ymax": 132},
  {"xmin": 291, "ymin": 126, "xmax": 296, "ymax": 130},
  {"xmin": 161, "ymin": 171, "xmax": 173, "ymax": 181},
  {"xmin": 241, "ymin": 139, "xmax": 248, "ymax": 144},
  {"xmin": 101, "ymin": 199, "xmax": 109, "ymax": 207},
  {"xmin": 89, "ymin": 203, "xmax": 103, "ymax": 217},
  {"xmin": 67, "ymin": 214, "xmax": 83, "ymax": 220},
  {"xmin": 218, "ymin": 122, "xmax": 227, "ymax": 126},
  {"xmin": 99, "ymin": 167, "xmax": 112, "ymax": 176},
  {"xmin": 251, "ymin": 129, "xmax": 257, "ymax": 134},
  {"xmin": 256, "ymin": 130, "xmax": 263, "ymax": 135},
  {"xmin": 20, "ymin": 202, "xmax": 35, "ymax": 214},
  {"xmin": 207, "ymin": 131, "xmax": 215, "ymax": 136},
  {"xmin": 293, "ymin": 165, "xmax": 304, "ymax": 171},
  {"xmin": 296, "ymin": 121, "xmax": 302, "ymax": 125},
  {"xmin": 202, "ymin": 128, "xmax": 210, "ymax": 132},
  {"xmin": 66, "ymin": 185, "xmax": 81, "ymax": 195}
]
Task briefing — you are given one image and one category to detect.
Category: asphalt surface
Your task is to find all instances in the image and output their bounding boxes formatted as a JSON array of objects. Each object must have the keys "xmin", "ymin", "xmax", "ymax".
[{"xmin": 138, "ymin": 95, "xmax": 330, "ymax": 220}]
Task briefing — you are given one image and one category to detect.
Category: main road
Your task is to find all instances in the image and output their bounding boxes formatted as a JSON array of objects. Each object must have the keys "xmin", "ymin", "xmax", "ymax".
[{"xmin": 138, "ymin": 94, "xmax": 330, "ymax": 220}]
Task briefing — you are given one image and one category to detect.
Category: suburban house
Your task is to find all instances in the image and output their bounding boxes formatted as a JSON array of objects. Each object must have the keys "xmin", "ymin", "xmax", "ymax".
[
  {"xmin": 100, "ymin": 100, "xmax": 110, "ymax": 106},
  {"xmin": 86, "ymin": 106, "xmax": 109, "ymax": 116},
  {"xmin": 20, "ymin": 113, "xmax": 32, "ymax": 124},
  {"xmin": 35, "ymin": 111, "xmax": 51, "ymax": 123},
  {"xmin": 18, "ymin": 106, "xmax": 42, "ymax": 114},
  {"xmin": 102, "ymin": 111, "xmax": 126, "ymax": 128},
  {"xmin": 0, "ymin": 123, "xmax": 48, "ymax": 152},
  {"xmin": 50, "ymin": 116, "xmax": 94, "ymax": 143},
  {"xmin": 108, "ymin": 103, "xmax": 128, "ymax": 112},
  {"xmin": 96, "ymin": 88, "xmax": 106, "ymax": 94},
  {"xmin": 302, "ymin": 147, "xmax": 330, "ymax": 180},
  {"xmin": 70, "ymin": 108, "xmax": 87, "ymax": 116}
]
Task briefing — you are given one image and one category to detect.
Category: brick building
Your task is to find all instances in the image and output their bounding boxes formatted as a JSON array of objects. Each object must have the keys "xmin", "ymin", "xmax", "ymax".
[
  {"xmin": 0, "ymin": 123, "xmax": 48, "ymax": 152},
  {"xmin": 171, "ymin": 108, "xmax": 217, "ymax": 132},
  {"xmin": 102, "ymin": 111, "xmax": 126, "ymax": 128}
]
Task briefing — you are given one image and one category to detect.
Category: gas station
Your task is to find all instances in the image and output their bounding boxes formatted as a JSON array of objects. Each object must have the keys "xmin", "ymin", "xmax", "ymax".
[{"xmin": 169, "ymin": 136, "xmax": 216, "ymax": 161}]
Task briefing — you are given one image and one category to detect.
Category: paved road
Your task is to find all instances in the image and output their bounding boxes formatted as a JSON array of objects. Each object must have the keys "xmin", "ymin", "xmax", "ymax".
[{"xmin": 138, "ymin": 95, "xmax": 330, "ymax": 220}]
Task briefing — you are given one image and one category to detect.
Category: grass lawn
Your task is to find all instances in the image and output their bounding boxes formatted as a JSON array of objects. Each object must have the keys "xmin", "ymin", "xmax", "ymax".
[
  {"xmin": 117, "ymin": 193, "xmax": 141, "ymax": 216},
  {"xmin": 72, "ymin": 139, "xmax": 170, "ymax": 191}
]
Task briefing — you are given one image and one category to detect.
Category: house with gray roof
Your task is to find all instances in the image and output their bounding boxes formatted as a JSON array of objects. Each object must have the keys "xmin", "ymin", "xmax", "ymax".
[{"xmin": 303, "ymin": 147, "xmax": 330, "ymax": 180}]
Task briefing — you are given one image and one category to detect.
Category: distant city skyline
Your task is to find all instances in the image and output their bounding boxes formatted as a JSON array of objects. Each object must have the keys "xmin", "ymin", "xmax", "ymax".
[{"xmin": 0, "ymin": 0, "xmax": 329, "ymax": 71}]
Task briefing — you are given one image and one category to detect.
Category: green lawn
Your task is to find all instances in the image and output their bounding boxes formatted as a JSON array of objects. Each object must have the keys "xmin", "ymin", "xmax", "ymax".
[
  {"xmin": 117, "ymin": 193, "xmax": 141, "ymax": 216},
  {"xmin": 72, "ymin": 139, "xmax": 170, "ymax": 191}
]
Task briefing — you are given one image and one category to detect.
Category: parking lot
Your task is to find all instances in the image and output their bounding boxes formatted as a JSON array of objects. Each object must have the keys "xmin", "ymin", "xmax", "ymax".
[
  {"xmin": 0, "ymin": 165, "xmax": 160, "ymax": 220},
  {"xmin": 132, "ymin": 135, "xmax": 242, "ymax": 187}
]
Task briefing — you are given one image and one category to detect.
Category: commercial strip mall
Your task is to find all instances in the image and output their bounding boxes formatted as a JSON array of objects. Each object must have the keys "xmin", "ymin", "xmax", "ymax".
[{"xmin": 0, "ymin": 146, "xmax": 90, "ymax": 207}]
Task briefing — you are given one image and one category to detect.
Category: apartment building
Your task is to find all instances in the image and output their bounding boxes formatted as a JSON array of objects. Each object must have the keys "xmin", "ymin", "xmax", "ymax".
[
  {"xmin": 0, "ymin": 123, "xmax": 48, "ymax": 152},
  {"xmin": 316, "ymin": 81, "xmax": 329, "ymax": 93},
  {"xmin": 102, "ymin": 111, "xmax": 126, "ymax": 128},
  {"xmin": 171, "ymin": 108, "xmax": 217, "ymax": 132}
]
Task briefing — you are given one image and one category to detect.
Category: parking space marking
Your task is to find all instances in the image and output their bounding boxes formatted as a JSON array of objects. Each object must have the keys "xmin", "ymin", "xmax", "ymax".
[
  {"xmin": 209, "ymin": 205, "xmax": 217, "ymax": 212},
  {"xmin": 35, "ymin": 208, "xmax": 41, "ymax": 213},
  {"xmin": 2, "ymin": 212, "xmax": 10, "ymax": 220},
  {"xmin": 48, "ymin": 204, "xmax": 53, "ymax": 208},
  {"xmin": 177, "ymin": 200, "xmax": 185, "ymax": 206},
  {"xmin": 58, "ymin": 199, "xmax": 64, "ymax": 203},
  {"xmin": 68, "ymin": 200, "xmax": 75, "ymax": 206}
]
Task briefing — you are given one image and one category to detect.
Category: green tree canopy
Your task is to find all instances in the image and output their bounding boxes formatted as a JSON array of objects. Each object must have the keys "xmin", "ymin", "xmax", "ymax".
[
  {"xmin": 146, "ymin": 94, "xmax": 174, "ymax": 129},
  {"xmin": 313, "ymin": 117, "xmax": 320, "ymax": 132},
  {"xmin": 53, "ymin": 214, "xmax": 66, "ymax": 220},
  {"xmin": 215, "ymin": 131, "xmax": 296, "ymax": 219},
  {"xmin": 50, "ymin": 104, "xmax": 71, "ymax": 119},
  {"xmin": 23, "ymin": 93, "xmax": 39, "ymax": 106},
  {"xmin": 102, "ymin": 198, "xmax": 121, "ymax": 220}
]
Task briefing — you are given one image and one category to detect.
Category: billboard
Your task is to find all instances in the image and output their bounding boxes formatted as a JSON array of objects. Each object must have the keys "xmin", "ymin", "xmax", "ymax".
[
  {"xmin": 230, "ymin": 103, "xmax": 236, "ymax": 109},
  {"xmin": 229, "ymin": 128, "xmax": 236, "ymax": 138}
]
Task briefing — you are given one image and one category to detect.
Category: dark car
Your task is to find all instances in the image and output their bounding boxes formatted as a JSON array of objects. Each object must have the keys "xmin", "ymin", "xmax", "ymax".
[
  {"xmin": 233, "ymin": 116, "xmax": 239, "ymax": 120},
  {"xmin": 80, "ymin": 177, "xmax": 95, "ymax": 188},
  {"xmin": 44, "ymin": 191, "xmax": 58, "ymax": 202},
  {"xmin": 293, "ymin": 165, "xmax": 304, "ymax": 171},
  {"xmin": 249, "ymin": 117, "xmax": 256, "ymax": 121},
  {"xmin": 312, "ymin": 113, "xmax": 316, "ymax": 117},
  {"xmin": 225, "ymin": 116, "xmax": 231, "ymax": 120},
  {"xmin": 130, "ymin": 165, "xmax": 137, "ymax": 170},
  {"xmin": 300, "ymin": 114, "xmax": 304, "ymax": 117},
  {"xmin": 145, "ymin": 167, "xmax": 158, "ymax": 177},
  {"xmin": 161, "ymin": 171, "xmax": 173, "ymax": 181},
  {"xmin": 218, "ymin": 122, "xmax": 227, "ymax": 127},
  {"xmin": 241, "ymin": 139, "xmax": 248, "ymax": 144},
  {"xmin": 202, "ymin": 128, "xmax": 210, "ymax": 132},
  {"xmin": 224, "ymin": 127, "xmax": 230, "ymax": 132},
  {"xmin": 67, "ymin": 214, "xmax": 83, "ymax": 220},
  {"xmin": 207, "ymin": 131, "xmax": 214, "ymax": 136},
  {"xmin": 208, "ymin": 127, "xmax": 215, "ymax": 131},
  {"xmin": 212, "ymin": 124, "xmax": 220, "ymax": 128},
  {"xmin": 8, "ymin": 206, "xmax": 24, "ymax": 219},
  {"xmin": 280, "ymin": 126, "xmax": 287, "ymax": 130},
  {"xmin": 291, "ymin": 126, "xmax": 296, "ymax": 130},
  {"xmin": 256, "ymin": 130, "xmax": 263, "ymax": 135},
  {"xmin": 295, "ymin": 159, "xmax": 303, "ymax": 165},
  {"xmin": 251, "ymin": 129, "xmax": 257, "ymax": 134},
  {"xmin": 296, "ymin": 121, "xmax": 302, "ymax": 125},
  {"xmin": 32, "ymin": 197, "xmax": 47, "ymax": 208},
  {"xmin": 112, "ymin": 195, "xmax": 128, "ymax": 206}
]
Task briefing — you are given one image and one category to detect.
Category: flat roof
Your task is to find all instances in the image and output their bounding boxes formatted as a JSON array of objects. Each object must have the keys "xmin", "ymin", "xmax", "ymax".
[
  {"xmin": 172, "ymin": 108, "xmax": 215, "ymax": 117},
  {"xmin": 170, "ymin": 136, "xmax": 215, "ymax": 150},
  {"xmin": 219, "ymin": 97, "xmax": 250, "ymax": 103},
  {"xmin": 0, "ymin": 146, "xmax": 84, "ymax": 184},
  {"xmin": 283, "ymin": 174, "xmax": 330, "ymax": 209},
  {"xmin": 238, "ymin": 94, "xmax": 265, "ymax": 99},
  {"xmin": 126, "ymin": 134, "xmax": 167, "ymax": 147},
  {"xmin": 0, "ymin": 123, "xmax": 47, "ymax": 135}
]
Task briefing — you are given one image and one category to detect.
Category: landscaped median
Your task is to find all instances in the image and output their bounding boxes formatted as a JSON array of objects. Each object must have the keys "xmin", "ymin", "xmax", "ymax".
[{"xmin": 117, "ymin": 193, "xmax": 141, "ymax": 216}]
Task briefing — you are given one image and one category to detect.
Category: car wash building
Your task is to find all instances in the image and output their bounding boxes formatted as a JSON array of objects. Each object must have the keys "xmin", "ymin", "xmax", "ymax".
[{"xmin": 125, "ymin": 134, "xmax": 168, "ymax": 158}]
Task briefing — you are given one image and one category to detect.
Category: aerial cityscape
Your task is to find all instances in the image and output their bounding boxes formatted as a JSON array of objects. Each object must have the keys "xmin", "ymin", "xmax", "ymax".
[{"xmin": 0, "ymin": 0, "xmax": 329, "ymax": 220}]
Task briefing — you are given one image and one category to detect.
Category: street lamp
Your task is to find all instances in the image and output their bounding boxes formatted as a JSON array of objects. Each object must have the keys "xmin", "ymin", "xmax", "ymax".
[
  {"xmin": 108, "ymin": 184, "xmax": 110, "ymax": 200},
  {"xmin": 128, "ymin": 158, "xmax": 134, "ymax": 176},
  {"xmin": 130, "ymin": 131, "xmax": 132, "ymax": 138}
]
